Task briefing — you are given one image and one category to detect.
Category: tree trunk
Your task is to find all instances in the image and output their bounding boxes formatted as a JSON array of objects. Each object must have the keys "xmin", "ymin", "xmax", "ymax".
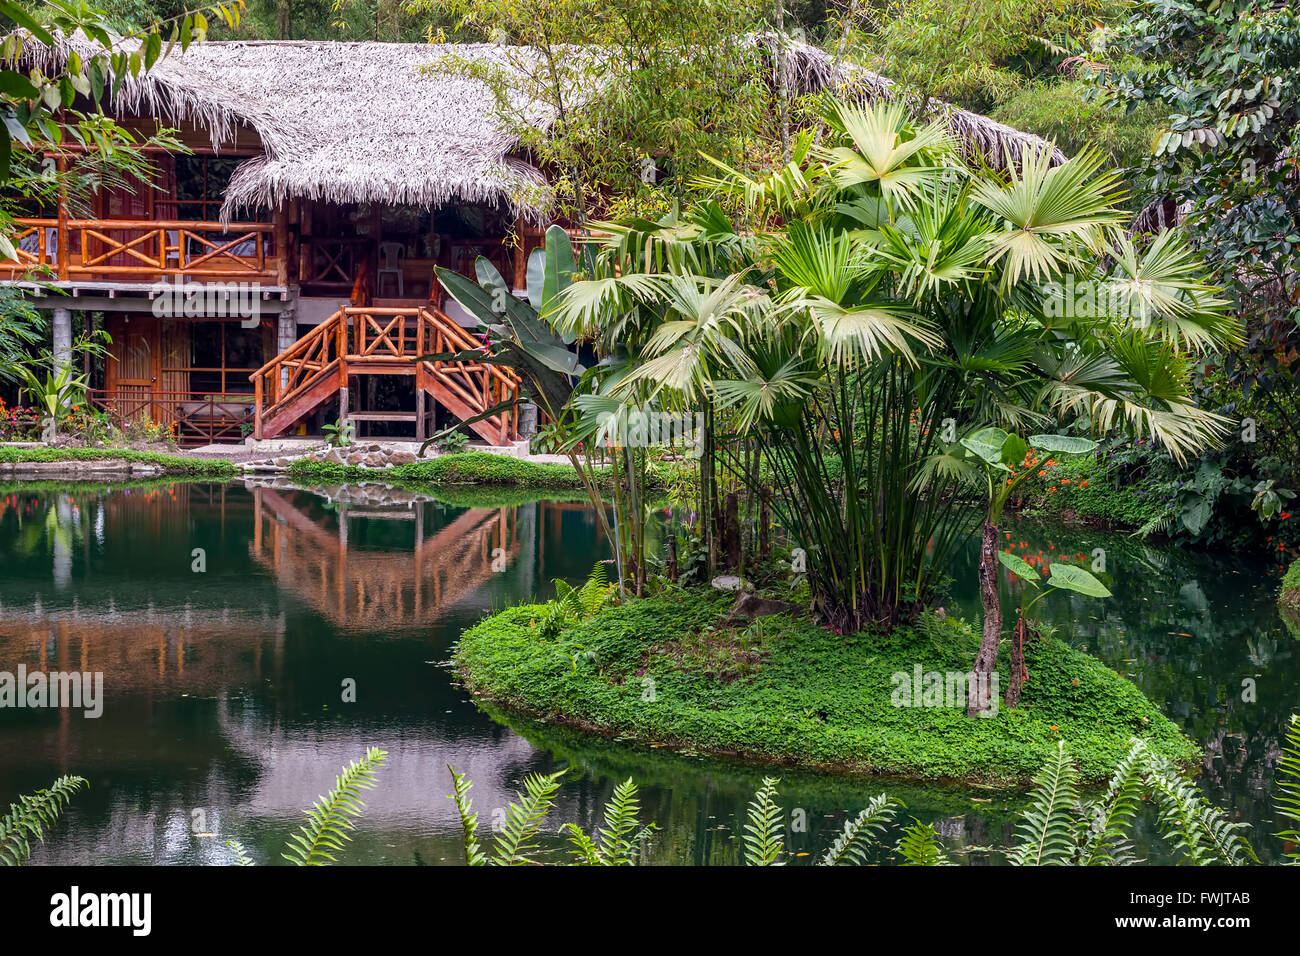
[
  {"xmin": 1004, "ymin": 616, "xmax": 1028, "ymax": 710},
  {"xmin": 968, "ymin": 518, "xmax": 1001, "ymax": 717},
  {"xmin": 723, "ymin": 491, "xmax": 741, "ymax": 572}
]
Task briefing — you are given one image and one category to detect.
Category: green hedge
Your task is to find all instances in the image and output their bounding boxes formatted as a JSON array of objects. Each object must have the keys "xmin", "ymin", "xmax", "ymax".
[{"xmin": 454, "ymin": 592, "xmax": 1198, "ymax": 785}]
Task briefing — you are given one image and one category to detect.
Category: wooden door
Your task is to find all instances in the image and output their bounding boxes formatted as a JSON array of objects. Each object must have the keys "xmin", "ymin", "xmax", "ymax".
[{"xmin": 107, "ymin": 316, "xmax": 160, "ymax": 422}]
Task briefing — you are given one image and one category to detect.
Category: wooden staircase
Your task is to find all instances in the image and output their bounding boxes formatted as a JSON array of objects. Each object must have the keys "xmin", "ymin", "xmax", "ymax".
[{"xmin": 250, "ymin": 306, "xmax": 521, "ymax": 444}]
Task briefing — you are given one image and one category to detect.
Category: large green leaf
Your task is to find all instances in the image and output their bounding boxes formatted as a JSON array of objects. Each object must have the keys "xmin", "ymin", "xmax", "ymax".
[
  {"xmin": 998, "ymin": 550, "xmax": 1041, "ymax": 584},
  {"xmin": 1000, "ymin": 433, "xmax": 1028, "ymax": 468},
  {"xmin": 542, "ymin": 224, "xmax": 576, "ymax": 310},
  {"xmin": 474, "ymin": 256, "xmax": 510, "ymax": 311},
  {"xmin": 526, "ymin": 247, "xmax": 546, "ymax": 310},
  {"xmin": 437, "ymin": 266, "xmax": 503, "ymax": 325},
  {"xmin": 1029, "ymin": 434, "xmax": 1099, "ymax": 455},
  {"xmin": 1046, "ymin": 564, "xmax": 1111, "ymax": 598},
  {"xmin": 961, "ymin": 426, "xmax": 1010, "ymax": 466}
]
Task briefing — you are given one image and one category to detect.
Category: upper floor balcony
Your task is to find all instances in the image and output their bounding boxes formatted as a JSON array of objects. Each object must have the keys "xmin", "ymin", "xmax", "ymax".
[{"xmin": 1, "ymin": 216, "xmax": 283, "ymax": 286}]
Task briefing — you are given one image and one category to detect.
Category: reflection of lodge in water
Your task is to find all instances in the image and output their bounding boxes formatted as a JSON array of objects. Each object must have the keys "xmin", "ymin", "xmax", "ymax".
[{"xmin": 249, "ymin": 485, "xmax": 526, "ymax": 630}]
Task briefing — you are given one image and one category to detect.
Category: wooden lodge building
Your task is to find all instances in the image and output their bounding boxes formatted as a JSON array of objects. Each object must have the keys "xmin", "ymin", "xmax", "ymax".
[{"xmin": 1, "ymin": 35, "xmax": 1060, "ymax": 447}]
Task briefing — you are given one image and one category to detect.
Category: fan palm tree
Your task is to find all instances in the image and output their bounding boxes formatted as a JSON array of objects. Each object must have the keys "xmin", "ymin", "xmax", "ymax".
[{"xmin": 550, "ymin": 97, "xmax": 1239, "ymax": 644}]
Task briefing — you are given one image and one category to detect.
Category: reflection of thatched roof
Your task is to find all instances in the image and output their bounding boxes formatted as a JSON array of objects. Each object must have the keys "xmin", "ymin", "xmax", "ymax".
[{"xmin": 22, "ymin": 33, "xmax": 1062, "ymax": 221}]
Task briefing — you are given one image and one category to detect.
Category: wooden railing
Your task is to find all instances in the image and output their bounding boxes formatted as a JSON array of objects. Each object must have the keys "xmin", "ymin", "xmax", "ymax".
[
  {"xmin": 249, "ymin": 306, "xmax": 523, "ymax": 443},
  {"xmin": 1, "ymin": 217, "xmax": 280, "ymax": 282},
  {"xmin": 88, "ymin": 389, "xmax": 255, "ymax": 446}
]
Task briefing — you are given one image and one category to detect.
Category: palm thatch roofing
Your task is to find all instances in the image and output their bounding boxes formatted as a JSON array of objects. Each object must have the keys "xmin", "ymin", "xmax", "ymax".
[{"xmin": 22, "ymin": 32, "xmax": 1064, "ymax": 223}]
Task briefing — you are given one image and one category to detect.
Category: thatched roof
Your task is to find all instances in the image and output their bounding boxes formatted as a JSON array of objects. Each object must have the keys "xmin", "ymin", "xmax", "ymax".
[{"xmin": 20, "ymin": 33, "xmax": 1063, "ymax": 223}]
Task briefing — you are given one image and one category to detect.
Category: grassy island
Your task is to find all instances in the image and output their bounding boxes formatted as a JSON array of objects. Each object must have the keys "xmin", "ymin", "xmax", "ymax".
[{"xmin": 454, "ymin": 591, "xmax": 1198, "ymax": 785}]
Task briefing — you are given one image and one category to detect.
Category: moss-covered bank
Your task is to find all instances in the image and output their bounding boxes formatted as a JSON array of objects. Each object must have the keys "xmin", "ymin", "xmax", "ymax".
[
  {"xmin": 0, "ymin": 446, "xmax": 237, "ymax": 478},
  {"xmin": 454, "ymin": 592, "xmax": 1199, "ymax": 785},
  {"xmin": 288, "ymin": 450, "xmax": 687, "ymax": 491}
]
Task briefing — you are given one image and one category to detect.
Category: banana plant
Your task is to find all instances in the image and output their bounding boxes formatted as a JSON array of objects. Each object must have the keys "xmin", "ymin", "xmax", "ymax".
[{"xmin": 416, "ymin": 224, "xmax": 586, "ymax": 450}]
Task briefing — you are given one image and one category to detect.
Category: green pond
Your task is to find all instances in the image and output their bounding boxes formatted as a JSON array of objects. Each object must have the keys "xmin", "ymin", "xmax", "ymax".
[{"xmin": 0, "ymin": 481, "xmax": 1294, "ymax": 865}]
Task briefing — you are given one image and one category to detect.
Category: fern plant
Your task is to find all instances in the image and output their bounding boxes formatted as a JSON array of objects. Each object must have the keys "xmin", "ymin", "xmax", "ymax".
[
  {"xmin": 1278, "ymin": 714, "xmax": 1300, "ymax": 865},
  {"xmin": 448, "ymin": 766, "xmax": 655, "ymax": 865},
  {"xmin": 0, "ymin": 776, "xmax": 87, "ymax": 866},
  {"xmin": 1009, "ymin": 740, "xmax": 1082, "ymax": 865},
  {"xmin": 1006, "ymin": 739, "xmax": 1255, "ymax": 866},
  {"xmin": 539, "ymin": 563, "xmax": 616, "ymax": 639},
  {"xmin": 281, "ymin": 746, "xmax": 388, "ymax": 866},
  {"xmin": 897, "ymin": 820, "xmax": 953, "ymax": 866},
  {"xmin": 562, "ymin": 777, "xmax": 658, "ymax": 865},
  {"xmin": 743, "ymin": 777, "xmax": 787, "ymax": 866}
]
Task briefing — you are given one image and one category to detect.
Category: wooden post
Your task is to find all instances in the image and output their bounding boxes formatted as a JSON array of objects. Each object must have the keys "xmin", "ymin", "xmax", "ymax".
[
  {"xmin": 55, "ymin": 155, "xmax": 69, "ymax": 281},
  {"xmin": 254, "ymin": 376, "xmax": 263, "ymax": 440}
]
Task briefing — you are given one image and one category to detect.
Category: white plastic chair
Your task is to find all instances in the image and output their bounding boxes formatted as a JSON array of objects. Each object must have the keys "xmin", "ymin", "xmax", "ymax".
[{"xmin": 377, "ymin": 242, "xmax": 405, "ymax": 297}]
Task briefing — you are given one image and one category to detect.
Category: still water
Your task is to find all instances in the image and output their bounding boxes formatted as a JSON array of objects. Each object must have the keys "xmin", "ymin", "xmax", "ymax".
[{"xmin": 0, "ymin": 481, "xmax": 1295, "ymax": 864}]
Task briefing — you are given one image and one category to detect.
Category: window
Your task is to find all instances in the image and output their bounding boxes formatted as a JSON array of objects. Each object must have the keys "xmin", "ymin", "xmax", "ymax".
[
  {"xmin": 173, "ymin": 156, "xmax": 265, "ymax": 222},
  {"xmin": 187, "ymin": 321, "xmax": 264, "ymax": 396}
]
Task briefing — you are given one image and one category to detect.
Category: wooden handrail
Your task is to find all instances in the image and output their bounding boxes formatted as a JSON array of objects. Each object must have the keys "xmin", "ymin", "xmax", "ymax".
[{"xmin": 248, "ymin": 305, "xmax": 525, "ymax": 443}]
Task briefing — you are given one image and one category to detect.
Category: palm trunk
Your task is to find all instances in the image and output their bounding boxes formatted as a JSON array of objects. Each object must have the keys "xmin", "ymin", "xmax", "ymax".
[{"xmin": 968, "ymin": 518, "xmax": 1001, "ymax": 717}]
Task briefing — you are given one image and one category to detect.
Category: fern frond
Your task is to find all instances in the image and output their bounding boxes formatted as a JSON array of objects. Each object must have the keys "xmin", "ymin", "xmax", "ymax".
[
  {"xmin": 562, "ymin": 823, "xmax": 603, "ymax": 865},
  {"xmin": 491, "ymin": 771, "xmax": 564, "ymax": 865},
  {"xmin": 897, "ymin": 819, "xmax": 952, "ymax": 866},
  {"xmin": 1133, "ymin": 511, "xmax": 1173, "ymax": 539},
  {"xmin": 1078, "ymin": 738, "xmax": 1148, "ymax": 865},
  {"xmin": 447, "ymin": 765, "xmax": 488, "ymax": 866},
  {"xmin": 0, "ymin": 775, "xmax": 87, "ymax": 867},
  {"xmin": 1009, "ymin": 740, "xmax": 1080, "ymax": 866},
  {"xmin": 819, "ymin": 794, "xmax": 898, "ymax": 865},
  {"xmin": 743, "ymin": 777, "xmax": 786, "ymax": 866},
  {"xmin": 282, "ymin": 747, "xmax": 387, "ymax": 866},
  {"xmin": 226, "ymin": 839, "xmax": 254, "ymax": 866},
  {"xmin": 1277, "ymin": 714, "xmax": 1300, "ymax": 864},
  {"xmin": 595, "ymin": 778, "xmax": 653, "ymax": 865},
  {"xmin": 1144, "ymin": 753, "xmax": 1256, "ymax": 865}
]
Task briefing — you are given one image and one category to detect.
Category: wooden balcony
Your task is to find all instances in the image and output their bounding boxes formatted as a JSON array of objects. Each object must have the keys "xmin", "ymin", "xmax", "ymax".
[{"xmin": 1, "ymin": 217, "xmax": 282, "ymax": 283}]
